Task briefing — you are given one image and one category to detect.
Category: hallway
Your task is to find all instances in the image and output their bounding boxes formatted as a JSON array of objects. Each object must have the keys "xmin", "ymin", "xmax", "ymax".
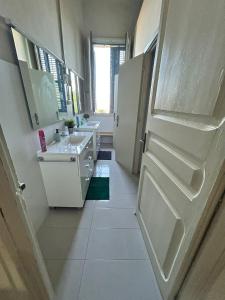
[{"xmin": 37, "ymin": 150, "xmax": 162, "ymax": 300}]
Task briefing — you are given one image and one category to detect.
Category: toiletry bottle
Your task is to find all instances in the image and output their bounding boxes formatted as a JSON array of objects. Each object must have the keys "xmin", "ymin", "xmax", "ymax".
[
  {"xmin": 54, "ymin": 129, "xmax": 61, "ymax": 142},
  {"xmin": 38, "ymin": 129, "xmax": 47, "ymax": 152}
]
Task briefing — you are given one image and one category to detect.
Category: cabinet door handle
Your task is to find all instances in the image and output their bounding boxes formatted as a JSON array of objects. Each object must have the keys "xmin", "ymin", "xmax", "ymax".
[
  {"xmin": 85, "ymin": 177, "xmax": 90, "ymax": 181},
  {"xmin": 85, "ymin": 164, "xmax": 90, "ymax": 168}
]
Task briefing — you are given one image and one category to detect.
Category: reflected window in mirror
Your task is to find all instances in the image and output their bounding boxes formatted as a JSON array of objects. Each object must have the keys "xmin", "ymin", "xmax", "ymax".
[
  {"xmin": 70, "ymin": 71, "xmax": 84, "ymax": 115},
  {"xmin": 36, "ymin": 47, "xmax": 67, "ymax": 113},
  {"xmin": 11, "ymin": 27, "xmax": 85, "ymax": 129},
  {"xmin": 78, "ymin": 77, "xmax": 85, "ymax": 113},
  {"xmin": 70, "ymin": 71, "xmax": 79, "ymax": 114}
]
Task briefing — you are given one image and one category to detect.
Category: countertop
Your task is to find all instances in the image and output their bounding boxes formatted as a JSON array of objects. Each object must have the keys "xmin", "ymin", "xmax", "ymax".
[
  {"xmin": 75, "ymin": 121, "xmax": 100, "ymax": 131},
  {"xmin": 37, "ymin": 131, "xmax": 93, "ymax": 161}
]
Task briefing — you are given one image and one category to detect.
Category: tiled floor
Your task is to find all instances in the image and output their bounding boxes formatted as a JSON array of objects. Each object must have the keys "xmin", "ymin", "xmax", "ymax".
[{"xmin": 37, "ymin": 149, "xmax": 162, "ymax": 300}]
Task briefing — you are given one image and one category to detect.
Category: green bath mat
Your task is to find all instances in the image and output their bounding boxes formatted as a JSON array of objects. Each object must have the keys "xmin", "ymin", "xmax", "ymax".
[{"xmin": 86, "ymin": 177, "xmax": 109, "ymax": 200}]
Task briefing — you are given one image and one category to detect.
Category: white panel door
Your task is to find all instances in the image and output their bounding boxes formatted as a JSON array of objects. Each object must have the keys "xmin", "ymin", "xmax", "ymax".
[
  {"xmin": 136, "ymin": 0, "xmax": 225, "ymax": 299},
  {"xmin": 0, "ymin": 127, "xmax": 52, "ymax": 300},
  {"xmin": 114, "ymin": 55, "xmax": 144, "ymax": 172}
]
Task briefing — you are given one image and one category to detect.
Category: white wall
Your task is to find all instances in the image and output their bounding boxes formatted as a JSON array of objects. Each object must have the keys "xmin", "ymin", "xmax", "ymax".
[
  {"xmin": 0, "ymin": 3, "xmax": 84, "ymax": 231},
  {"xmin": 0, "ymin": 58, "xmax": 63, "ymax": 231},
  {"xmin": 134, "ymin": 0, "xmax": 162, "ymax": 56},
  {"xmin": 0, "ymin": 0, "xmax": 62, "ymax": 59},
  {"xmin": 60, "ymin": 0, "xmax": 84, "ymax": 77},
  {"xmin": 89, "ymin": 115, "xmax": 114, "ymax": 132}
]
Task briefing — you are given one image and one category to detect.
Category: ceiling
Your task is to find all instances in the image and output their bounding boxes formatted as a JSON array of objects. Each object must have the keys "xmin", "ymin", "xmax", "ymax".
[{"xmin": 82, "ymin": 0, "xmax": 143, "ymax": 38}]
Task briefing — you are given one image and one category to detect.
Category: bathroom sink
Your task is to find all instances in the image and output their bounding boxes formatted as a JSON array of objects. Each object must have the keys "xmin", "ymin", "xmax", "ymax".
[
  {"xmin": 67, "ymin": 135, "xmax": 86, "ymax": 145},
  {"xmin": 87, "ymin": 121, "xmax": 99, "ymax": 126},
  {"xmin": 37, "ymin": 132, "xmax": 93, "ymax": 160}
]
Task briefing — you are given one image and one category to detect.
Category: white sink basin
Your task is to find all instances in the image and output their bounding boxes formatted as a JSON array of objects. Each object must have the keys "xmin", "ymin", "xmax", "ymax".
[
  {"xmin": 87, "ymin": 121, "xmax": 99, "ymax": 126},
  {"xmin": 68, "ymin": 135, "xmax": 86, "ymax": 145}
]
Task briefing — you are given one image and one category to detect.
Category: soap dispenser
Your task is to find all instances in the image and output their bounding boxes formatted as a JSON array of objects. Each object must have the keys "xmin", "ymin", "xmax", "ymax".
[{"xmin": 54, "ymin": 129, "xmax": 61, "ymax": 142}]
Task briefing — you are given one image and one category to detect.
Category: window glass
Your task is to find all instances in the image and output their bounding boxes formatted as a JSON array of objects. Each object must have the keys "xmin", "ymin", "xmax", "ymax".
[{"xmin": 93, "ymin": 44, "xmax": 125, "ymax": 114}]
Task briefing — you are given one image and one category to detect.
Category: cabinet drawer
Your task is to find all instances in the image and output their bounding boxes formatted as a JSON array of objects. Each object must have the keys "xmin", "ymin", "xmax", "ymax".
[{"xmin": 79, "ymin": 137, "xmax": 94, "ymax": 200}]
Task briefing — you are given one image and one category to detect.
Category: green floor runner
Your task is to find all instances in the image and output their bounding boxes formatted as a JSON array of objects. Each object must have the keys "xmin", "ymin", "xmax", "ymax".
[{"xmin": 86, "ymin": 177, "xmax": 109, "ymax": 200}]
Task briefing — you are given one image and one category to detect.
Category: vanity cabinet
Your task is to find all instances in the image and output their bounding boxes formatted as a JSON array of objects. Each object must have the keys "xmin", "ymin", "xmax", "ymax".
[
  {"xmin": 79, "ymin": 138, "xmax": 94, "ymax": 200},
  {"xmin": 38, "ymin": 134, "xmax": 94, "ymax": 208}
]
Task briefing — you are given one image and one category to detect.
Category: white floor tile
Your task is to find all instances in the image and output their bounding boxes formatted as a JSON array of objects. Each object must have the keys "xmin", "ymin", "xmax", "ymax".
[
  {"xmin": 87, "ymin": 229, "xmax": 148, "ymax": 259},
  {"xmin": 92, "ymin": 208, "xmax": 139, "ymax": 229},
  {"xmin": 96, "ymin": 194, "xmax": 137, "ymax": 209},
  {"xmin": 46, "ymin": 259, "xmax": 84, "ymax": 300},
  {"xmin": 78, "ymin": 260, "xmax": 162, "ymax": 300},
  {"xmin": 38, "ymin": 227, "xmax": 89, "ymax": 259},
  {"xmin": 38, "ymin": 147, "xmax": 162, "ymax": 300},
  {"xmin": 93, "ymin": 162, "xmax": 110, "ymax": 177},
  {"xmin": 110, "ymin": 179, "xmax": 138, "ymax": 197},
  {"xmin": 84, "ymin": 200, "xmax": 96, "ymax": 209},
  {"xmin": 43, "ymin": 206, "xmax": 94, "ymax": 229}
]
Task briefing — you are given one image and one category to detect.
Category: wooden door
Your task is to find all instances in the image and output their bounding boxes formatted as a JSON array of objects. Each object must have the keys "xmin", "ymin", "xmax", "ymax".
[
  {"xmin": 0, "ymin": 127, "xmax": 52, "ymax": 300},
  {"xmin": 114, "ymin": 54, "xmax": 144, "ymax": 173},
  {"xmin": 136, "ymin": 0, "xmax": 225, "ymax": 299}
]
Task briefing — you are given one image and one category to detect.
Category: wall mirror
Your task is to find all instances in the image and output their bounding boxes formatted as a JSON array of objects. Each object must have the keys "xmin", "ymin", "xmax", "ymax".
[{"xmin": 11, "ymin": 27, "xmax": 84, "ymax": 129}]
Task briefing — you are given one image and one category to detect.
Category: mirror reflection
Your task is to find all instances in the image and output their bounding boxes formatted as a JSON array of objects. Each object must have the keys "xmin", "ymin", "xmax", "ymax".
[{"xmin": 11, "ymin": 28, "xmax": 83, "ymax": 129}]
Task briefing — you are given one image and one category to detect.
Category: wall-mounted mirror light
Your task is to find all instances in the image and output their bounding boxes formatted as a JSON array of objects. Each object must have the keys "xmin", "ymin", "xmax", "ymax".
[{"xmin": 11, "ymin": 27, "xmax": 84, "ymax": 130}]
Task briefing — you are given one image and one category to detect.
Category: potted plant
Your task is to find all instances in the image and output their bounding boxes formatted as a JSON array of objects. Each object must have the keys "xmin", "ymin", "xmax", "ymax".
[{"xmin": 65, "ymin": 119, "xmax": 75, "ymax": 135}]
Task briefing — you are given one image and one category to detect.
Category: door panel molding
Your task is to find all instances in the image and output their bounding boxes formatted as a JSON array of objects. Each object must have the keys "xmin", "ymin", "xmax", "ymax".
[
  {"xmin": 139, "ymin": 166, "xmax": 184, "ymax": 280},
  {"xmin": 147, "ymin": 135, "xmax": 203, "ymax": 191},
  {"xmin": 147, "ymin": 115, "xmax": 217, "ymax": 161}
]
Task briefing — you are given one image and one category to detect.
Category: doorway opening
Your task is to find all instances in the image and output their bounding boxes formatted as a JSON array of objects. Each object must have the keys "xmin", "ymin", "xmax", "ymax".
[{"xmin": 93, "ymin": 44, "xmax": 125, "ymax": 114}]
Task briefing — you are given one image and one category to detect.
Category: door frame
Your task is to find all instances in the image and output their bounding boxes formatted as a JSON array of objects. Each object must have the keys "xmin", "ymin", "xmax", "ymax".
[
  {"xmin": 177, "ymin": 176, "xmax": 225, "ymax": 299},
  {"xmin": 0, "ymin": 126, "xmax": 53, "ymax": 299},
  {"xmin": 132, "ymin": 35, "xmax": 157, "ymax": 175}
]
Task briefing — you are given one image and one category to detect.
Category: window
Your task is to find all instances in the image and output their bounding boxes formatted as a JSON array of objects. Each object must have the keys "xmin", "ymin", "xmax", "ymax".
[
  {"xmin": 93, "ymin": 44, "xmax": 125, "ymax": 114},
  {"xmin": 37, "ymin": 48, "xmax": 67, "ymax": 113}
]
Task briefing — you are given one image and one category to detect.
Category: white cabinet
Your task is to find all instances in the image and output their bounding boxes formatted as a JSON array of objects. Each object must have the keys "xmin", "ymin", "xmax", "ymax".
[
  {"xmin": 38, "ymin": 134, "xmax": 94, "ymax": 207},
  {"xmin": 79, "ymin": 138, "xmax": 94, "ymax": 200}
]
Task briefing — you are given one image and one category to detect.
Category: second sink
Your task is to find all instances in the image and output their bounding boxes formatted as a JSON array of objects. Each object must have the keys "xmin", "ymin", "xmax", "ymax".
[{"xmin": 68, "ymin": 135, "xmax": 86, "ymax": 145}]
